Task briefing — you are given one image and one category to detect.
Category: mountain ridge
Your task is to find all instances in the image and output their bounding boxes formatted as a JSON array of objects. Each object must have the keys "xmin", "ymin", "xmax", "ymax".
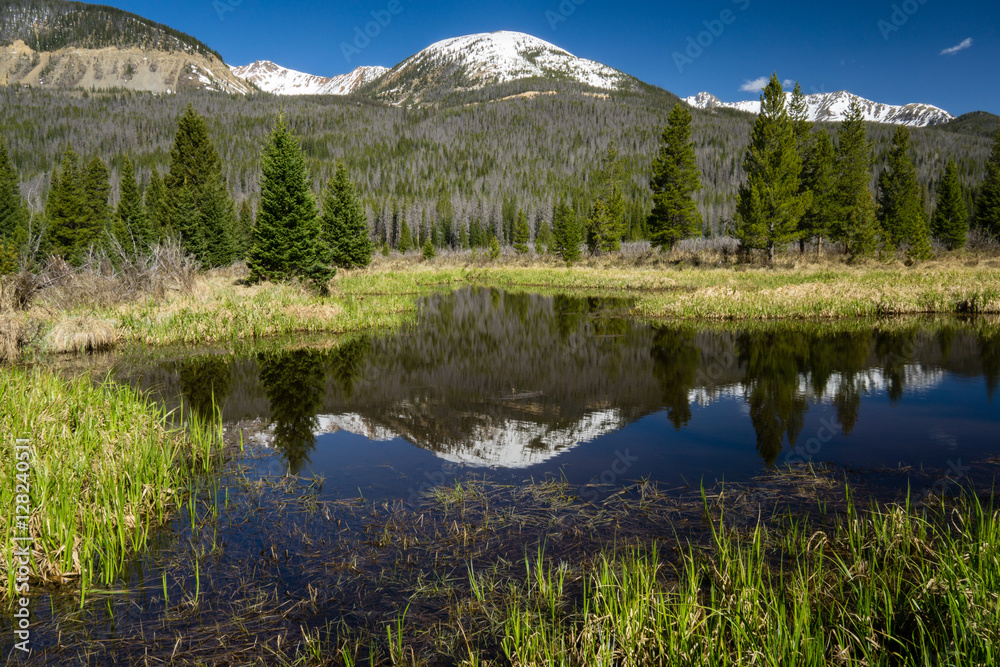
[
  {"xmin": 685, "ymin": 90, "xmax": 953, "ymax": 127},
  {"xmin": 0, "ymin": 0, "xmax": 250, "ymax": 93},
  {"xmin": 231, "ymin": 60, "xmax": 388, "ymax": 96}
]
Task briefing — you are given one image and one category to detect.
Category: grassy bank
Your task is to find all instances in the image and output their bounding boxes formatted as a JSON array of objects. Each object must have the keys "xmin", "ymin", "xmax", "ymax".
[
  {"xmin": 0, "ymin": 369, "xmax": 221, "ymax": 596},
  {"xmin": 0, "ymin": 251, "xmax": 995, "ymax": 355}
]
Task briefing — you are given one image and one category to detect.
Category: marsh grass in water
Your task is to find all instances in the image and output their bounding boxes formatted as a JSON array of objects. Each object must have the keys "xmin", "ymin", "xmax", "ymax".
[
  {"xmin": 0, "ymin": 369, "xmax": 222, "ymax": 596},
  {"xmin": 441, "ymin": 490, "xmax": 1000, "ymax": 666}
]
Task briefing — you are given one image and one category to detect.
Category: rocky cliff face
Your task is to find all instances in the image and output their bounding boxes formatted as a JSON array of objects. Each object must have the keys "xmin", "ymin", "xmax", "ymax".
[{"xmin": 0, "ymin": 39, "xmax": 251, "ymax": 94}]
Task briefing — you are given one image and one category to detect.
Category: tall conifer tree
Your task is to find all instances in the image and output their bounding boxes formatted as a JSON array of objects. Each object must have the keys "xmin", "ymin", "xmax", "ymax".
[
  {"xmin": 513, "ymin": 209, "xmax": 530, "ymax": 254},
  {"xmin": 932, "ymin": 159, "xmax": 968, "ymax": 250},
  {"xmin": 586, "ymin": 143, "xmax": 627, "ymax": 253},
  {"xmin": 799, "ymin": 131, "xmax": 837, "ymax": 254},
  {"xmin": 145, "ymin": 169, "xmax": 168, "ymax": 241},
  {"xmin": 833, "ymin": 99, "xmax": 879, "ymax": 258},
  {"xmin": 163, "ymin": 104, "xmax": 235, "ymax": 265},
  {"xmin": 878, "ymin": 127, "xmax": 932, "ymax": 259},
  {"xmin": 0, "ymin": 140, "xmax": 28, "ymax": 255},
  {"xmin": 0, "ymin": 140, "xmax": 28, "ymax": 272},
  {"xmin": 113, "ymin": 157, "xmax": 151, "ymax": 253},
  {"xmin": 80, "ymin": 156, "xmax": 111, "ymax": 255},
  {"xmin": 233, "ymin": 199, "xmax": 255, "ymax": 260},
  {"xmin": 321, "ymin": 161, "xmax": 373, "ymax": 269},
  {"xmin": 975, "ymin": 123, "xmax": 1000, "ymax": 238},
  {"xmin": 552, "ymin": 200, "xmax": 581, "ymax": 265},
  {"xmin": 43, "ymin": 148, "xmax": 86, "ymax": 263},
  {"xmin": 647, "ymin": 103, "xmax": 702, "ymax": 251},
  {"xmin": 398, "ymin": 215, "xmax": 413, "ymax": 252},
  {"xmin": 735, "ymin": 74, "xmax": 810, "ymax": 262},
  {"xmin": 248, "ymin": 116, "xmax": 331, "ymax": 285}
]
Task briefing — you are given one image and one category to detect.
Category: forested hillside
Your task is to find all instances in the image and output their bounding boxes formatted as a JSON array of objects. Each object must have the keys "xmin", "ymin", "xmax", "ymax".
[
  {"xmin": 0, "ymin": 83, "xmax": 993, "ymax": 242},
  {"xmin": 0, "ymin": 0, "xmax": 222, "ymax": 60}
]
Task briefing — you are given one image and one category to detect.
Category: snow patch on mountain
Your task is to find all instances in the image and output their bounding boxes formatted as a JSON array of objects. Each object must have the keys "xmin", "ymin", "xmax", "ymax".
[
  {"xmin": 685, "ymin": 90, "xmax": 953, "ymax": 127},
  {"xmin": 231, "ymin": 60, "xmax": 388, "ymax": 95},
  {"xmin": 410, "ymin": 31, "xmax": 627, "ymax": 89}
]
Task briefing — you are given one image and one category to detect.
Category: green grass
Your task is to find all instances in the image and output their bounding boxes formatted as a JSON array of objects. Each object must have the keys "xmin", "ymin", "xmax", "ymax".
[
  {"xmin": 461, "ymin": 491, "xmax": 1000, "ymax": 666},
  {"xmin": 0, "ymin": 369, "xmax": 222, "ymax": 597}
]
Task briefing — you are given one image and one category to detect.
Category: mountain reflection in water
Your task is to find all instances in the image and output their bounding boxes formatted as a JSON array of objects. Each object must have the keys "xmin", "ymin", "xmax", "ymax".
[{"xmin": 124, "ymin": 288, "xmax": 1000, "ymax": 485}]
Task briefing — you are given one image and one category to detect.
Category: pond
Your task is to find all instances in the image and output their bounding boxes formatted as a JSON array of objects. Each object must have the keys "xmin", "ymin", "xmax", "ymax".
[{"xmin": 118, "ymin": 287, "xmax": 1000, "ymax": 502}]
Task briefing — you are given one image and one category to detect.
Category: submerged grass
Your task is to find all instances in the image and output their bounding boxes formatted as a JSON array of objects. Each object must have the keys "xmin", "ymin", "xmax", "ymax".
[
  {"xmin": 0, "ymin": 369, "xmax": 222, "ymax": 596},
  {"xmin": 374, "ymin": 487, "xmax": 1000, "ymax": 666}
]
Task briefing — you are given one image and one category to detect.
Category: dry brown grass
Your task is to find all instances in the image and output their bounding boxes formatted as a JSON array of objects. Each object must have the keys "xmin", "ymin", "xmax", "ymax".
[
  {"xmin": 45, "ymin": 316, "xmax": 118, "ymax": 354},
  {"xmin": 0, "ymin": 315, "xmax": 25, "ymax": 363}
]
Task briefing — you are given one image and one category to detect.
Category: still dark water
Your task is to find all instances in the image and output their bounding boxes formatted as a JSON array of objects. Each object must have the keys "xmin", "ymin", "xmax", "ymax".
[{"xmin": 120, "ymin": 288, "xmax": 1000, "ymax": 500}]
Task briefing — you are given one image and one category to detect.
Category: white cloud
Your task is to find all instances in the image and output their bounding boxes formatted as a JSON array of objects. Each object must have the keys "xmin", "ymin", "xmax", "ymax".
[
  {"xmin": 940, "ymin": 38, "xmax": 973, "ymax": 56},
  {"xmin": 739, "ymin": 76, "xmax": 769, "ymax": 93},
  {"xmin": 783, "ymin": 79, "xmax": 795, "ymax": 88}
]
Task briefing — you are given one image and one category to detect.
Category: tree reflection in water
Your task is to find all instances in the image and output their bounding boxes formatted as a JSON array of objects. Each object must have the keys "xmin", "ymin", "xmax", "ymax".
[{"xmin": 151, "ymin": 291, "xmax": 1000, "ymax": 472}]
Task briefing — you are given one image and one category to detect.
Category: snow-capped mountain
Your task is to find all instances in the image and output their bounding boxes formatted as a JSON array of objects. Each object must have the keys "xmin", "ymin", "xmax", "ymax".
[
  {"xmin": 231, "ymin": 32, "xmax": 633, "ymax": 103},
  {"xmin": 230, "ymin": 60, "xmax": 388, "ymax": 95},
  {"xmin": 685, "ymin": 90, "xmax": 953, "ymax": 127},
  {"xmin": 300, "ymin": 409, "xmax": 627, "ymax": 470},
  {"xmin": 352, "ymin": 31, "xmax": 635, "ymax": 104}
]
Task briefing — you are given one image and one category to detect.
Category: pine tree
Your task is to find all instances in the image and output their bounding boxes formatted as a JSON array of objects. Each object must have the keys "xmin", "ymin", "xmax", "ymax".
[
  {"xmin": 173, "ymin": 184, "xmax": 205, "ymax": 261},
  {"xmin": 80, "ymin": 156, "xmax": 111, "ymax": 256},
  {"xmin": 423, "ymin": 237, "xmax": 436, "ymax": 260},
  {"xmin": 586, "ymin": 143, "xmax": 627, "ymax": 253},
  {"xmin": 469, "ymin": 217, "xmax": 484, "ymax": 248},
  {"xmin": 789, "ymin": 82, "xmax": 813, "ymax": 152},
  {"xmin": 200, "ymin": 178, "xmax": 236, "ymax": 267},
  {"xmin": 163, "ymin": 104, "xmax": 235, "ymax": 264},
  {"xmin": 320, "ymin": 161, "xmax": 373, "ymax": 269},
  {"xmin": 833, "ymin": 99, "xmax": 879, "ymax": 258},
  {"xmin": 398, "ymin": 215, "xmax": 413, "ymax": 252},
  {"xmin": 552, "ymin": 200, "xmax": 581, "ymax": 265},
  {"xmin": 932, "ymin": 159, "xmax": 968, "ymax": 250},
  {"xmin": 975, "ymin": 123, "xmax": 1000, "ymax": 238},
  {"xmin": 789, "ymin": 82, "xmax": 816, "ymax": 252},
  {"xmin": 878, "ymin": 126, "xmax": 932, "ymax": 259},
  {"xmin": 647, "ymin": 103, "xmax": 703, "ymax": 251},
  {"xmin": 535, "ymin": 219, "xmax": 552, "ymax": 254},
  {"xmin": 113, "ymin": 157, "xmax": 151, "ymax": 253},
  {"xmin": 798, "ymin": 131, "xmax": 837, "ymax": 254},
  {"xmin": 0, "ymin": 139, "xmax": 28, "ymax": 268},
  {"xmin": 435, "ymin": 192, "xmax": 454, "ymax": 248},
  {"xmin": 247, "ymin": 115, "xmax": 331, "ymax": 285},
  {"xmin": 735, "ymin": 74, "xmax": 810, "ymax": 262},
  {"xmin": 234, "ymin": 199, "xmax": 255, "ymax": 260},
  {"xmin": 513, "ymin": 209, "xmax": 530, "ymax": 254},
  {"xmin": 0, "ymin": 145, "xmax": 27, "ymax": 274},
  {"xmin": 43, "ymin": 148, "xmax": 87, "ymax": 263},
  {"xmin": 145, "ymin": 169, "xmax": 168, "ymax": 241}
]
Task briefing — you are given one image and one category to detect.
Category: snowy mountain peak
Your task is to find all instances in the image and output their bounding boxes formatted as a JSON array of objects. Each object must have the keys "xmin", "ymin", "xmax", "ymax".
[
  {"xmin": 407, "ymin": 30, "xmax": 627, "ymax": 89},
  {"xmin": 685, "ymin": 90, "xmax": 953, "ymax": 127},
  {"xmin": 365, "ymin": 30, "xmax": 633, "ymax": 104},
  {"xmin": 230, "ymin": 60, "xmax": 388, "ymax": 96}
]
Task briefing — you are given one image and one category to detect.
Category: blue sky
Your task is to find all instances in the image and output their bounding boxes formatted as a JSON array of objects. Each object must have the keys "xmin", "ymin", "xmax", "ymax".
[{"xmin": 114, "ymin": 0, "xmax": 997, "ymax": 115}]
